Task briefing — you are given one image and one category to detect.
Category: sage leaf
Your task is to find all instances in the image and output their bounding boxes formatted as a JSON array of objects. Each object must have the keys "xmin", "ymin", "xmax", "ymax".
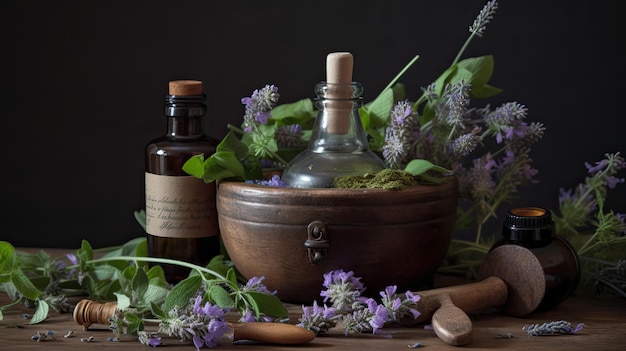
[
  {"xmin": 115, "ymin": 292, "xmax": 131, "ymax": 311},
  {"xmin": 131, "ymin": 267, "xmax": 149, "ymax": 299},
  {"xmin": 30, "ymin": 300, "xmax": 49, "ymax": 324},
  {"xmin": 208, "ymin": 285, "xmax": 235, "ymax": 309},
  {"xmin": 151, "ymin": 301, "xmax": 167, "ymax": 320},
  {"xmin": 404, "ymin": 159, "xmax": 451, "ymax": 176},
  {"xmin": 163, "ymin": 275, "xmax": 202, "ymax": 313},
  {"xmin": 10, "ymin": 268, "xmax": 41, "ymax": 300},
  {"xmin": 0, "ymin": 241, "xmax": 16, "ymax": 274},
  {"xmin": 142, "ymin": 284, "xmax": 169, "ymax": 306},
  {"xmin": 246, "ymin": 291, "xmax": 288, "ymax": 318}
]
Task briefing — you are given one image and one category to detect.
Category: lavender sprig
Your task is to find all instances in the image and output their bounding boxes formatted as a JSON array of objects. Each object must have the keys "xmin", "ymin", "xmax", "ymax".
[
  {"xmin": 299, "ymin": 270, "xmax": 421, "ymax": 337},
  {"xmin": 523, "ymin": 320, "xmax": 584, "ymax": 336},
  {"xmin": 157, "ymin": 295, "xmax": 231, "ymax": 350}
]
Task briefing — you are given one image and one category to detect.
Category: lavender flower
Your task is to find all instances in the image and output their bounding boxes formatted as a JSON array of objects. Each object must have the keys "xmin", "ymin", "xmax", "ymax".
[
  {"xmin": 382, "ymin": 100, "xmax": 417, "ymax": 169},
  {"xmin": 275, "ymin": 124, "xmax": 304, "ymax": 148},
  {"xmin": 245, "ymin": 174, "xmax": 286, "ymax": 187},
  {"xmin": 469, "ymin": 0, "xmax": 498, "ymax": 37},
  {"xmin": 523, "ymin": 320, "xmax": 584, "ymax": 336},
  {"xmin": 440, "ymin": 80, "xmax": 471, "ymax": 130},
  {"xmin": 556, "ymin": 153, "xmax": 625, "ymax": 241},
  {"xmin": 450, "ymin": 127, "xmax": 481, "ymax": 157},
  {"xmin": 241, "ymin": 85, "xmax": 279, "ymax": 132},
  {"xmin": 484, "ymin": 101, "xmax": 528, "ymax": 144},
  {"xmin": 320, "ymin": 269, "xmax": 365, "ymax": 311},
  {"xmin": 378, "ymin": 285, "xmax": 421, "ymax": 321},
  {"xmin": 297, "ymin": 300, "xmax": 338, "ymax": 335},
  {"xmin": 158, "ymin": 295, "xmax": 231, "ymax": 350},
  {"xmin": 240, "ymin": 276, "xmax": 276, "ymax": 295},
  {"xmin": 137, "ymin": 331, "xmax": 162, "ymax": 347},
  {"xmin": 301, "ymin": 270, "xmax": 421, "ymax": 337}
]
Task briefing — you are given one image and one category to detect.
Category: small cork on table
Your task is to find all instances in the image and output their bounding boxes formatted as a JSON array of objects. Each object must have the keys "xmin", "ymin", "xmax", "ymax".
[{"xmin": 169, "ymin": 80, "xmax": 203, "ymax": 95}]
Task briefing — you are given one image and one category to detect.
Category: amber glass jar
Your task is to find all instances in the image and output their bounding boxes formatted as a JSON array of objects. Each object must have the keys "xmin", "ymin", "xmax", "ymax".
[
  {"xmin": 491, "ymin": 206, "xmax": 581, "ymax": 312},
  {"xmin": 145, "ymin": 80, "xmax": 220, "ymax": 283}
]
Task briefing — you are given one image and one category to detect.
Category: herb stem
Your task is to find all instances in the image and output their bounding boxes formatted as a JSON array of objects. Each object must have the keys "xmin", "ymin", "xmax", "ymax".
[
  {"xmin": 78, "ymin": 256, "xmax": 228, "ymax": 282},
  {"xmin": 381, "ymin": 54, "xmax": 420, "ymax": 93}
]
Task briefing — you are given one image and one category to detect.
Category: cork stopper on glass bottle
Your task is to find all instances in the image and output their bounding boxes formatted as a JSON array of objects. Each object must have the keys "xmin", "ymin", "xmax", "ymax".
[
  {"xmin": 325, "ymin": 52, "xmax": 353, "ymax": 134},
  {"xmin": 168, "ymin": 80, "xmax": 203, "ymax": 96}
]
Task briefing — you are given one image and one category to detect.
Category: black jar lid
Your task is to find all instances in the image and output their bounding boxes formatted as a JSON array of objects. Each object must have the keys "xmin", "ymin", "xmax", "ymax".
[{"xmin": 503, "ymin": 206, "xmax": 554, "ymax": 242}]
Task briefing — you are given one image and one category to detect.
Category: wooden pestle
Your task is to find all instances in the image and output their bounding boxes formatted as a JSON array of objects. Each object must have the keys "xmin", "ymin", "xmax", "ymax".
[
  {"xmin": 412, "ymin": 244, "xmax": 548, "ymax": 346},
  {"xmin": 72, "ymin": 299, "xmax": 315, "ymax": 345}
]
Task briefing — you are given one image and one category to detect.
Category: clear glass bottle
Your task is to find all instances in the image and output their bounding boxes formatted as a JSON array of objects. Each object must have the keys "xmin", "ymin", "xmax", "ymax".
[
  {"xmin": 491, "ymin": 206, "xmax": 581, "ymax": 312},
  {"xmin": 281, "ymin": 52, "xmax": 385, "ymax": 188},
  {"xmin": 145, "ymin": 80, "xmax": 220, "ymax": 283}
]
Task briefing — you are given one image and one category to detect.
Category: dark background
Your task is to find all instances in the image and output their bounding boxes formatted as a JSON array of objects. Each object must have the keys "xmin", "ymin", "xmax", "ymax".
[{"xmin": 2, "ymin": 0, "xmax": 624, "ymax": 249}]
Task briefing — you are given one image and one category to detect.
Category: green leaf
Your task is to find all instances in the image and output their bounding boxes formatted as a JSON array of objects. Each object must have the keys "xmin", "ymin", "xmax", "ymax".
[
  {"xmin": 142, "ymin": 284, "xmax": 169, "ymax": 307},
  {"xmin": 151, "ymin": 301, "xmax": 167, "ymax": 320},
  {"xmin": 456, "ymin": 55, "xmax": 494, "ymax": 87},
  {"xmin": 0, "ymin": 241, "xmax": 16, "ymax": 274},
  {"xmin": 146, "ymin": 265, "xmax": 168, "ymax": 287},
  {"xmin": 202, "ymin": 151, "xmax": 245, "ymax": 183},
  {"xmin": 163, "ymin": 275, "xmax": 202, "ymax": 313},
  {"xmin": 115, "ymin": 292, "xmax": 131, "ymax": 311},
  {"xmin": 246, "ymin": 291, "xmax": 288, "ymax": 318},
  {"xmin": 10, "ymin": 268, "xmax": 41, "ymax": 300},
  {"xmin": 470, "ymin": 83, "xmax": 503, "ymax": 98},
  {"xmin": 134, "ymin": 210, "xmax": 147, "ymax": 232},
  {"xmin": 226, "ymin": 268, "xmax": 238, "ymax": 286},
  {"xmin": 208, "ymin": 285, "xmax": 235, "ymax": 309},
  {"xmin": 404, "ymin": 159, "xmax": 451, "ymax": 176},
  {"xmin": 182, "ymin": 154, "xmax": 205, "ymax": 178},
  {"xmin": 363, "ymin": 87, "xmax": 395, "ymax": 129},
  {"xmin": 123, "ymin": 312, "xmax": 144, "ymax": 334},
  {"xmin": 131, "ymin": 267, "xmax": 149, "ymax": 299},
  {"xmin": 271, "ymin": 98, "xmax": 314, "ymax": 118},
  {"xmin": 205, "ymin": 255, "xmax": 230, "ymax": 279},
  {"xmin": 30, "ymin": 300, "xmax": 49, "ymax": 324},
  {"xmin": 29, "ymin": 276, "xmax": 51, "ymax": 292},
  {"xmin": 218, "ymin": 131, "xmax": 250, "ymax": 159}
]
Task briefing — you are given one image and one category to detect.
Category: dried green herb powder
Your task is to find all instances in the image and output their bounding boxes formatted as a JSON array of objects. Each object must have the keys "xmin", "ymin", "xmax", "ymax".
[{"xmin": 333, "ymin": 169, "xmax": 418, "ymax": 190}]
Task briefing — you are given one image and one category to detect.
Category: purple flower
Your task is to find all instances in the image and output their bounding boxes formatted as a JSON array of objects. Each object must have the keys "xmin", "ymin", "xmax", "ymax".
[
  {"xmin": 66, "ymin": 253, "xmax": 78, "ymax": 265},
  {"xmin": 241, "ymin": 85, "xmax": 279, "ymax": 132},
  {"xmin": 276, "ymin": 124, "xmax": 304, "ymax": 148},
  {"xmin": 382, "ymin": 100, "xmax": 417, "ymax": 168},
  {"xmin": 159, "ymin": 296, "xmax": 231, "ymax": 350},
  {"xmin": 320, "ymin": 270, "xmax": 366, "ymax": 311},
  {"xmin": 298, "ymin": 300, "xmax": 337, "ymax": 335},
  {"xmin": 138, "ymin": 331, "xmax": 162, "ymax": 347}
]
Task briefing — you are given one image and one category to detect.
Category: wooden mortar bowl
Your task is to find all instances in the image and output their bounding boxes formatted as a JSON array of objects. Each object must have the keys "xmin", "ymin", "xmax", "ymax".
[{"xmin": 216, "ymin": 177, "xmax": 458, "ymax": 303}]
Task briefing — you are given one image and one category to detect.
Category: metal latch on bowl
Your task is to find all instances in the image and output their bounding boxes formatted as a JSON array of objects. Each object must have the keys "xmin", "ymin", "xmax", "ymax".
[{"xmin": 304, "ymin": 221, "xmax": 329, "ymax": 264}]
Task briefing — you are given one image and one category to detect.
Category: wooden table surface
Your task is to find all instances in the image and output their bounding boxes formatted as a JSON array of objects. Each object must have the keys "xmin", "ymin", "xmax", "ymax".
[{"xmin": 2, "ymin": 249, "xmax": 625, "ymax": 350}]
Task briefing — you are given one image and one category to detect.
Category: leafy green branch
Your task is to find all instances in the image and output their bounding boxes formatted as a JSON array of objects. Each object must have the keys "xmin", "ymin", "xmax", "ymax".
[{"xmin": 0, "ymin": 238, "xmax": 287, "ymax": 327}]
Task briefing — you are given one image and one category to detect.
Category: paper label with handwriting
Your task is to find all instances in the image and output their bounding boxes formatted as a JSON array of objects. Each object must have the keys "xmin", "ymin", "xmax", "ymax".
[{"xmin": 145, "ymin": 173, "xmax": 218, "ymax": 238}]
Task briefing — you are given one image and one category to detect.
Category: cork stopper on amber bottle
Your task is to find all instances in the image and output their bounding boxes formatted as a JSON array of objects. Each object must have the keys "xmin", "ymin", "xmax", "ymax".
[
  {"xmin": 168, "ymin": 80, "xmax": 203, "ymax": 96},
  {"xmin": 325, "ymin": 52, "xmax": 353, "ymax": 134}
]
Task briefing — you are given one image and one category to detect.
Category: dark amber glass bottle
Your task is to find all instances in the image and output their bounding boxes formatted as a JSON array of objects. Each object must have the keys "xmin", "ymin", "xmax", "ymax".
[
  {"xmin": 145, "ymin": 80, "xmax": 220, "ymax": 283},
  {"xmin": 491, "ymin": 206, "xmax": 581, "ymax": 312}
]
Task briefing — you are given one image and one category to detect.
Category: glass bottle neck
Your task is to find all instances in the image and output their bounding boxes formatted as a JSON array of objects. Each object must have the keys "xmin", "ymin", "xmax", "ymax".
[{"xmin": 164, "ymin": 94, "xmax": 206, "ymax": 139}]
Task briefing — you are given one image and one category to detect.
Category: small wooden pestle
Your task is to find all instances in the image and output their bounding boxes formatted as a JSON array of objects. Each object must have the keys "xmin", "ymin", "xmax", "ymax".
[{"xmin": 411, "ymin": 244, "xmax": 553, "ymax": 346}]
